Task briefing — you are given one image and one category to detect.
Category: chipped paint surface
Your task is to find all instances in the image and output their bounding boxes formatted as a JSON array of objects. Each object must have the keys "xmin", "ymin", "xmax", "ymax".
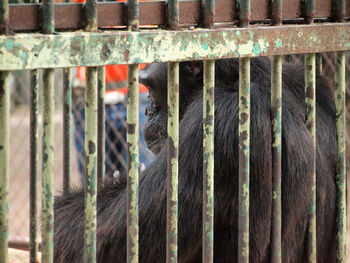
[
  {"xmin": 84, "ymin": 67, "xmax": 98, "ymax": 263},
  {"xmin": 304, "ymin": 53, "xmax": 316, "ymax": 263},
  {"xmin": 335, "ymin": 51, "xmax": 346, "ymax": 263},
  {"xmin": 0, "ymin": 24, "xmax": 349, "ymax": 70},
  {"xmin": 0, "ymin": 71, "xmax": 9, "ymax": 263},
  {"xmin": 127, "ymin": 64, "xmax": 139, "ymax": 263},
  {"xmin": 167, "ymin": 62, "xmax": 179, "ymax": 263},
  {"xmin": 238, "ymin": 57, "xmax": 250, "ymax": 263},
  {"xmin": 41, "ymin": 69, "xmax": 55, "ymax": 263},
  {"xmin": 203, "ymin": 60, "xmax": 214, "ymax": 263},
  {"xmin": 271, "ymin": 55, "xmax": 282, "ymax": 263},
  {"xmin": 97, "ymin": 66, "xmax": 106, "ymax": 186}
]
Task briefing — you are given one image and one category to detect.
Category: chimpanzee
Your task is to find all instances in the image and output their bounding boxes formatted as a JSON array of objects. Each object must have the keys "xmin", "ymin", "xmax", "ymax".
[{"xmin": 54, "ymin": 57, "xmax": 337, "ymax": 263}]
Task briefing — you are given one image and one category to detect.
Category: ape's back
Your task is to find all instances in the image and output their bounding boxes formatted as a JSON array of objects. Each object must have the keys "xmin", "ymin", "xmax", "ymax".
[{"xmin": 54, "ymin": 58, "xmax": 337, "ymax": 263}]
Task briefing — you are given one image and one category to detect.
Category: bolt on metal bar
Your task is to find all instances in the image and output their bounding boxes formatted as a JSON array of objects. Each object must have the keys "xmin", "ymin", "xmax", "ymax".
[
  {"xmin": 166, "ymin": 1, "xmax": 179, "ymax": 263},
  {"xmin": 203, "ymin": 60, "xmax": 215, "ymax": 263},
  {"xmin": 238, "ymin": 1, "xmax": 250, "ymax": 262},
  {"xmin": 41, "ymin": 69, "xmax": 55, "ymax": 263},
  {"xmin": 0, "ymin": 70, "xmax": 9, "ymax": 263},
  {"xmin": 63, "ymin": 68, "xmax": 72, "ymax": 195},
  {"xmin": 41, "ymin": 0, "xmax": 55, "ymax": 261},
  {"xmin": 127, "ymin": 64, "xmax": 139, "ymax": 263},
  {"xmin": 166, "ymin": 62, "xmax": 179, "ymax": 263},
  {"xmin": 238, "ymin": 57, "xmax": 250, "ymax": 263},
  {"xmin": 97, "ymin": 66, "xmax": 105, "ymax": 187},
  {"xmin": 270, "ymin": 1, "xmax": 282, "ymax": 262},
  {"xmin": 304, "ymin": 53, "xmax": 316, "ymax": 263},
  {"xmin": 126, "ymin": 0, "xmax": 139, "ymax": 262},
  {"xmin": 303, "ymin": 1, "xmax": 316, "ymax": 262},
  {"xmin": 270, "ymin": 55, "xmax": 282, "ymax": 263},
  {"xmin": 30, "ymin": 69, "xmax": 39, "ymax": 263},
  {"xmin": 335, "ymin": 51, "xmax": 346, "ymax": 263},
  {"xmin": 84, "ymin": 67, "xmax": 98, "ymax": 263}
]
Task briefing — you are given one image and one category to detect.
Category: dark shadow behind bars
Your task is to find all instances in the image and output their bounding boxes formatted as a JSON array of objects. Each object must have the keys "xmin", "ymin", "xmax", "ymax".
[{"xmin": 0, "ymin": 0, "xmax": 349, "ymax": 263}]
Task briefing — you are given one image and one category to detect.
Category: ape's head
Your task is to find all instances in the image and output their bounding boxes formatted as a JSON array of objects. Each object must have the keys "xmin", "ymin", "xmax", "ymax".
[{"xmin": 139, "ymin": 62, "xmax": 204, "ymax": 154}]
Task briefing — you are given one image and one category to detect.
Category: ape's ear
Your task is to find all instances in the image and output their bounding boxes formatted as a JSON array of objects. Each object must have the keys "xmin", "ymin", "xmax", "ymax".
[{"xmin": 181, "ymin": 61, "xmax": 203, "ymax": 82}]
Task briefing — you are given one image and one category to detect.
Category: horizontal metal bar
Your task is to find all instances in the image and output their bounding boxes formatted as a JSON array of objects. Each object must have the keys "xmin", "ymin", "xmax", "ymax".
[
  {"xmin": 8, "ymin": 1, "xmax": 350, "ymax": 32},
  {"xmin": 0, "ymin": 23, "xmax": 349, "ymax": 70}
]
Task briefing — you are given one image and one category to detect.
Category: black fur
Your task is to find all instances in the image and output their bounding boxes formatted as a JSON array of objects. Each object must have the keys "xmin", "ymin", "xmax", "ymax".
[{"xmin": 54, "ymin": 57, "xmax": 337, "ymax": 262}]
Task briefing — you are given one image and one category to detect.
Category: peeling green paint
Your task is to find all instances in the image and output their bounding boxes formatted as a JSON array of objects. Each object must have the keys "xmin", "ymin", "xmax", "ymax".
[
  {"xmin": 41, "ymin": 69, "xmax": 55, "ymax": 263},
  {"xmin": 335, "ymin": 51, "xmax": 346, "ymax": 263},
  {"xmin": 275, "ymin": 39, "xmax": 282, "ymax": 48},
  {"xmin": 271, "ymin": 55, "xmax": 282, "ymax": 263},
  {"xmin": 167, "ymin": 62, "xmax": 179, "ymax": 263},
  {"xmin": 0, "ymin": 71, "xmax": 9, "ymax": 263},
  {"xmin": 203, "ymin": 60, "xmax": 214, "ymax": 263},
  {"xmin": 238, "ymin": 57, "xmax": 250, "ymax": 263},
  {"xmin": 0, "ymin": 24, "xmax": 349, "ymax": 70},
  {"xmin": 304, "ymin": 53, "xmax": 316, "ymax": 263}
]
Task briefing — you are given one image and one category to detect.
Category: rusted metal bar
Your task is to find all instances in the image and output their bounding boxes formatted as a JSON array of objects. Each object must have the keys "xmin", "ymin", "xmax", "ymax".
[
  {"xmin": 0, "ymin": 0, "xmax": 8, "ymax": 34},
  {"xmin": 85, "ymin": 0, "xmax": 97, "ymax": 31},
  {"xmin": 0, "ymin": 70, "xmax": 9, "ymax": 263},
  {"xmin": 30, "ymin": 0, "xmax": 40, "ymax": 260},
  {"xmin": 41, "ymin": 0, "xmax": 55, "ymax": 261},
  {"xmin": 333, "ymin": 0, "xmax": 345, "ymax": 22},
  {"xmin": 126, "ymin": 0, "xmax": 139, "ymax": 261},
  {"xmin": 97, "ymin": 66, "xmax": 105, "ymax": 186},
  {"xmin": 166, "ymin": 1, "xmax": 179, "ymax": 262},
  {"xmin": 239, "ymin": 0, "xmax": 250, "ymax": 27},
  {"xmin": 202, "ymin": 0, "xmax": 214, "ymax": 28},
  {"xmin": 6, "ymin": 1, "xmax": 350, "ymax": 31},
  {"xmin": 238, "ymin": 56, "xmax": 250, "ymax": 263},
  {"xmin": 203, "ymin": 60, "xmax": 215, "ymax": 263},
  {"xmin": 166, "ymin": 62, "xmax": 179, "ymax": 263},
  {"xmin": 127, "ymin": 64, "xmax": 139, "ymax": 263},
  {"xmin": 30, "ymin": 69, "xmax": 39, "ymax": 263},
  {"xmin": 270, "ymin": 55, "xmax": 282, "ymax": 263},
  {"xmin": 63, "ymin": 68, "xmax": 72, "ymax": 195},
  {"xmin": 41, "ymin": 69, "xmax": 55, "ymax": 263},
  {"xmin": 304, "ymin": 1, "xmax": 316, "ymax": 262},
  {"xmin": 238, "ymin": 1, "xmax": 250, "ymax": 262},
  {"xmin": 335, "ymin": 51, "xmax": 346, "ymax": 263},
  {"xmin": 304, "ymin": 53, "xmax": 316, "ymax": 263},
  {"xmin": 316, "ymin": 53, "xmax": 323, "ymax": 76},
  {"xmin": 167, "ymin": 0, "xmax": 179, "ymax": 30},
  {"xmin": 2, "ymin": 23, "xmax": 350, "ymax": 71},
  {"xmin": 270, "ymin": 1, "xmax": 282, "ymax": 263}
]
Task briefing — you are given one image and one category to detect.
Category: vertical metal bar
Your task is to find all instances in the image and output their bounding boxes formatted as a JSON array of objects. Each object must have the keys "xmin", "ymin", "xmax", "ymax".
[
  {"xmin": 42, "ymin": 69, "xmax": 55, "ymax": 263},
  {"xmin": 271, "ymin": 56, "xmax": 282, "ymax": 263},
  {"xmin": 127, "ymin": 64, "xmax": 139, "ymax": 263},
  {"xmin": 166, "ymin": 1, "xmax": 179, "ymax": 263},
  {"xmin": 97, "ymin": 66, "xmax": 105, "ymax": 187},
  {"xmin": 0, "ymin": 0, "xmax": 9, "ymax": 261},
  {"xmin": 203, "ymin": 61, "xmax": 215, "ymax": 263},
  {"xmin": 238, "ymin": 1, "xmax": 250, "ymax": 263},
  {"xmin": 30, "ymin": 0, "xmax": 40, "ymax": 259},
  {"xmin": 305, "ymin": 53, "xmax": 316, "ymax": 263},
  {"xmin": 238, "ymin": 57, "xmax": 250, "ymax": 263},
  {"xmin": 303, "ymin": 1, "xmax": 316, "ymax": 262},
  {"xmin": 84, "ymin": 67, "xmax": 98, "ymax": 263},
  {"xmin": 126, "ymin": 0, "xmax": 139, "ymax": 262},
  {"xmin": 238, "ymin": 0, "xmax": 250, "ymax": 28},
  {"xmin": 166, "ymin": 62, "xmax": 179, "ymax": 263},
  {"xmin": 84, "ymin": 0, "xmax": 98, "ymax": 262},
  {"xmin": 41, "ymin": 0, "xmax": 55, "ymax": 261},
  {"xmin": 335, "ymin": 51, "xmax": 346, "ymax": 263},
  {"xmin": 30, "ymin": 70, "xmax": 39, "ymax": 263},
  {"xmin": 0, "ymin": 71, "xmax": 9, "ymax": 263},
  {"xmin": 202, "ymin": 1, "xmax": 215, "ymax": 262},
  {"xmin": 63, "ymin": 68, "xmax": 72, "ymax": 195},
  {"xmin": 333, "ymin": 0, "xmax": 345, "ymax": 22},
  {"xmin": 270, "ymin": 1, "xmax": 282, "ymax": 263}
]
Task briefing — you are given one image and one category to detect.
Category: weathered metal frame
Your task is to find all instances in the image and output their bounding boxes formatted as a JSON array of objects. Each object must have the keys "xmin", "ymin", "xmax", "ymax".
[{"xmin": 0, "ymin": 0, "xmax": 348, "ymax": 263}]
